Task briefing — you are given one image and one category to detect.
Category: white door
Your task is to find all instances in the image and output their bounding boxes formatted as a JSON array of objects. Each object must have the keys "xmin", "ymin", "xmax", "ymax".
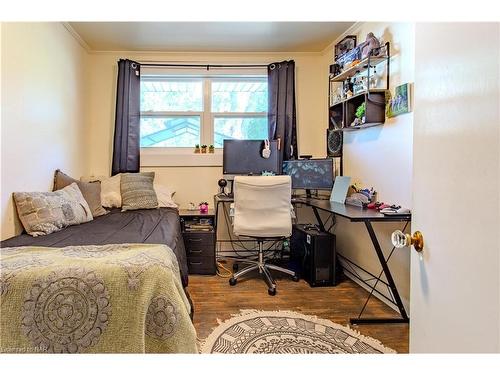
[{"xmin": 409, "ymin": 23, "xmax": 499, "ymax": 352}]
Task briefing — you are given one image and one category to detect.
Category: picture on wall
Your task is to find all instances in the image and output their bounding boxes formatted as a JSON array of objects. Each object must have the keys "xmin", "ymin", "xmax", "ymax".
[
  {"xmin": 386, "ymin": 83, "xmax": 412, "ymax": 117},
  {"xmin": 334, "ymin": 35, "xmax": 357, "ymax": 61}
]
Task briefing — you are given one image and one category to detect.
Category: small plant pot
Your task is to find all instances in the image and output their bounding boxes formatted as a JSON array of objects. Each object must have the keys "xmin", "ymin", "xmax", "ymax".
[
  {"xmin": 194, "ymin": 148, "xmax": 200, "ymax": 154},
  {"xmin": 201, "ymin": 148, "xmax": 207, "ymax": 154},
  {"xmin": 209, "ymin": 148, "xmax": 215, "ymax": 154}
]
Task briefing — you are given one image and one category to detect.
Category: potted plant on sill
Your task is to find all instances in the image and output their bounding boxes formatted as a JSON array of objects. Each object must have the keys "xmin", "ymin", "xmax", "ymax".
[
  {"xmin": 194, "ymin": 144, "xmax": 200, "ymax": 153},
  {"xmin": 208, "ymin": 144, "xmax": 215, "ymax": 153},
  {"xmin": 201, "ymin": 145, "xmax": 208, "ymax": 154}
]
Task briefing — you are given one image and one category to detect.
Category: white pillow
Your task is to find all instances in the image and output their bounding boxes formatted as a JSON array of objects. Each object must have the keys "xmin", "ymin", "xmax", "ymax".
[
  {"xmin": 86, "ymin": 174, "xmax": 177, "ymax": 209},
  {"xmin": 100, "ymin": 174, "xmax": 122, "ymax": 208},
  {"xmin": 155, "ymin": 184, "xmax": 178, "ymax": 208}
]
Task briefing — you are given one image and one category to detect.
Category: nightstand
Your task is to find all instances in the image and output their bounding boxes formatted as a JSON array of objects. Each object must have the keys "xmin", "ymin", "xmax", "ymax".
[{"xmin": 179, "ymin": 209, "xmax": 216, "ymax": 275}]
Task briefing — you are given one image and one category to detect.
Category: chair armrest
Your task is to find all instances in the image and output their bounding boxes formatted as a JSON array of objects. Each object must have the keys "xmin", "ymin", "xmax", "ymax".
[{"xmin": 290, "ymin": 204, "xmax": 296, "ymax": 219}]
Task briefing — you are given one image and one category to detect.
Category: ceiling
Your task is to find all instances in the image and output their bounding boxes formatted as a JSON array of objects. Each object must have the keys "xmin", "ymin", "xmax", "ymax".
[{"xmin": 69, "ymin": 22, "xmax": 354, "ymax": 52}]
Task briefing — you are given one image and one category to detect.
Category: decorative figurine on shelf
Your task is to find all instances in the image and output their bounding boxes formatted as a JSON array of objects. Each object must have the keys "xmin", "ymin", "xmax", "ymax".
[
  {"xmin": 194, "ymin": 144, "xmax": 200, "ymax": 153},
  {"xmin": 201, "ymin": 145, "xmax": 207, "ymax": 154},
  {"xmin": 329, "ymin": 63, "xmax": 341, "ymax": 77},
  {"xmin": 353, "ymin": 76, "xmax": 368, "ymax": 95},
  {"xmin": 343, "ymin": 78, "xmax": 353, "ymax": 99},
  {"xmin": 348, "ymin": 59, "xmax": 361, "ymax": 68},
  {"xmin": 199, "ymin": 202, "xmax": 209, "ymax": 213},
  {"xmin": 369, "ymin": 68, "xmax": 379, "ymax": 89},
  {"xmin": 188, "ymin": 202, "xmax": 197, "ymax": 211},
  {"xmin": 335, "ymin": 86, "xmax": 343, "ymax": 103},
  {"xmin": 208, "ymin": 144, "xmax": 215, "ymax": 153},
  {"xmin": 361, "ymin": 32, "xmax": 381, "ymax": 59}
]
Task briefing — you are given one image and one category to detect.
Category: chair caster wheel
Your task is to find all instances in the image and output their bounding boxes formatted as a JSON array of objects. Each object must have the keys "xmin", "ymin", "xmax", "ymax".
[
  {"xmin": 268, "ymin": 287, "xmax": 276, "ymax": 296},
  {"xmin": 292, "ymin": 274, "xmax": 299, "ymax": 282},
  {"xmin": 229, "ymin": 277, "xmax": 237, "ymax": 286},
  {"xmin": 232, "ymin": 263, "xmax": 239, "ymax": 272}
]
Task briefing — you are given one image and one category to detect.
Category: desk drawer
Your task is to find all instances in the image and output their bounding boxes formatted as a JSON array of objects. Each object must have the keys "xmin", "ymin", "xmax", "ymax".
[
  {"xmin": 185, "ymin": 245, "xmax": 214, "ymax": 257},
  {"xmin": 187, "ymin": 256, "xmax": 216, "ymax": 275},
  {"xmin": 183, "ymin": 232, "xmax": 215, "ymax": 250}
]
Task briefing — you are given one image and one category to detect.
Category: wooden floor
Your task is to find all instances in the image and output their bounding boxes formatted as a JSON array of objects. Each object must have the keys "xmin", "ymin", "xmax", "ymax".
[{"xmin": 187, "ymin": 266, "xmax": 409, "ymax": 353}]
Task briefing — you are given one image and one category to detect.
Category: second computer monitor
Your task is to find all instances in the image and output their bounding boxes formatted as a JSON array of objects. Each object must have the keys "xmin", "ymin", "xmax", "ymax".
[
  {"xmin": 282, "ymin": 158, "xmax": 334, "ymax": 190},
  {"xmin": 223, "ymin": 139, "xmax": 281, "ymax": 177}
]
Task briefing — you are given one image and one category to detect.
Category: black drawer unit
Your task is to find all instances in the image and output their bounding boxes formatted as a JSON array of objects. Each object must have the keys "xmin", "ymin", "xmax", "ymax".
[
  {"xmin": 183, "ymin": 232, "xmax": 215, "ymax": 254},
  {"xmin": 179, "ymin": 209, "xmax": 216, "ymax": 275},
  {"xmin": 187, "ymin": 255, "xmax": 217, "ymax": 275}
]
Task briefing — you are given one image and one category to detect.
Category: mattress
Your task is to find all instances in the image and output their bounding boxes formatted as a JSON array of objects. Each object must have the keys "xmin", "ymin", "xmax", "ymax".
[{"xmin": 0, "ymin": 208, "xmax": 189, "ymax": 287}]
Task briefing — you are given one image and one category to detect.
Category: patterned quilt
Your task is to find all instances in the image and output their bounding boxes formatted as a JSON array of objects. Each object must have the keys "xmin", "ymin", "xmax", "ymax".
[{"xmin": 0, "ymin": 243, "xmax": 198, "ymax": 353}]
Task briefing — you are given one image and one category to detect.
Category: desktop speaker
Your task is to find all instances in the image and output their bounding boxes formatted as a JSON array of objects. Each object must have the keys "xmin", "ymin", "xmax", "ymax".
[
  {"xmin": 327, "ymin": 129, "xmax": 342, "ymax": 157},
  {"xmin": 289, "ymin": 224, "xmax": 341, "ymax": 287}
]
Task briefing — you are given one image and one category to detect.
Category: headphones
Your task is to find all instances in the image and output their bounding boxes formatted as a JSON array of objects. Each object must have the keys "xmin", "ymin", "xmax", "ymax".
[{"xmin": 262, "ymin": 139, "xmax": 271, "ymax": 159}]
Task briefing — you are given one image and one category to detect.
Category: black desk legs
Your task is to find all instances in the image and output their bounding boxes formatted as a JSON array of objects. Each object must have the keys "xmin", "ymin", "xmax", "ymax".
[
  {"xmin": 349, "ymin": 221, "xmax": 410, "ymax": 325},
  {"xmin": 311, "ymin": 207, "xmax": 326, "ymax": 232}
]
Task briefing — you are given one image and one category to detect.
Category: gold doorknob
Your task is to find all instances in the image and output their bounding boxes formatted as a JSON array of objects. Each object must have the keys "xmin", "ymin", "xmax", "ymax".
[{"xmin": 391, "ymin": 230, "xmax": 424, "ymax": 252}]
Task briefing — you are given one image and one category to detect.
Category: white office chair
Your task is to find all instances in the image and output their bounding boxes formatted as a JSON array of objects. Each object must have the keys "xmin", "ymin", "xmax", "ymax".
[{"xmin": 229, "ymin": 175, "xmax": 298, "ymax": 295}]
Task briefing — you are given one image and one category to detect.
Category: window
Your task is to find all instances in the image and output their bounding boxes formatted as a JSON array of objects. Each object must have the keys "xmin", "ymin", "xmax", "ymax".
[
  {"xmin": 140, "ymin": 74, "xmax": 268, "ymax": 149},
  {"xmin": 140, "ymin": 78, "xmax": 203, "ymax": 148}
]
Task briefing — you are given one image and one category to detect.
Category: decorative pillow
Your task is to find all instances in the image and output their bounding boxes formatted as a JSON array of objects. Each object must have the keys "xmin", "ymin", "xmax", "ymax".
[
  {"xmin": 53, "ymin": 169, "xmax": 108, "ymax": 217},
  {"xmin": 99, "ymin": 174, "xmax": 122, "ymax": 208},
  {"xmin": 155, "ymin": 184, "xmax": 178, "ymax": 208},
  {"xmin": 13, "ymin": 183, "xmax": 93, "ymax": 237},
  {"xmin": 86, "ymin": 174, "xmax": 176, "ymax": 209},
  {"xmin": 120, "ymin": 172, "xmax": 158, "ymax": 211}
]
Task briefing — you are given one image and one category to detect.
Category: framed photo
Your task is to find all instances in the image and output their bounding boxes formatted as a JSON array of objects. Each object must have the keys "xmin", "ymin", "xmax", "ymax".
[
  {"xmin": 386, "ymin": 83, "xmax": 412, "ymax": 118},
  {"xmin": 334, "ymin": 35, "xmax": 357, "ymax": 61}
]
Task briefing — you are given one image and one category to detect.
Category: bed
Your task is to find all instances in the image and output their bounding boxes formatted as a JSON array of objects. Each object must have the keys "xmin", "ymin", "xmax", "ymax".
[
  {"xmin": 0, "ymin": 208, "xmax": 197, "ymax": 353},
  {"xmin": 1, "ymin": 208, "xmax": 189, "ymax": 287}
]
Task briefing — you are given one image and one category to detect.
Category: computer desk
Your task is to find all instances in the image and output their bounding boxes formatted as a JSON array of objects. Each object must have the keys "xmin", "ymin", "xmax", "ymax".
[
  {"xmin": 214, "ymin": 194, "xmax": 411, "ymax": 325},
  {"xmin": 294, "ymin": 197, "xmax": 411, "ymax": 325}
]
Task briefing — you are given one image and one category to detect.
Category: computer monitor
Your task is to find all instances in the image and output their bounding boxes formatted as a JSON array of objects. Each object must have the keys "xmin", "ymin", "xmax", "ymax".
[
  {"xmin": 223, "ymin": 139, "xmax": 281, "ymax": 178},
  {"xmin": 282, "ymin": 158, "xmax": 334, "ymax": 190}
]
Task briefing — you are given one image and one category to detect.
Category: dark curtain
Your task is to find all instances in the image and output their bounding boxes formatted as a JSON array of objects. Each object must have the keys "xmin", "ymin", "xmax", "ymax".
[
  {"xmin": 267, "ymin": 60, "xmax": 297, "ymax": 161},
  {"xmin": 111, "ymin": 59, "xmax": 141, "ymax": 175}
]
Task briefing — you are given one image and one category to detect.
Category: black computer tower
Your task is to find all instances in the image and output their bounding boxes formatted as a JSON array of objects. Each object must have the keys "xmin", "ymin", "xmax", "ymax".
[{"xmin": 290, "ymin": 224, "xmax": 339, "ymax": 287}]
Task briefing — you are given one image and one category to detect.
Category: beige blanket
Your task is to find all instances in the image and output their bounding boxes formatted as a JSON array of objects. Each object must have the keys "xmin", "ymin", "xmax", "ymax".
[{"xmin": 0, "ymin": 243, "xmax": 197, "ymax": 353}]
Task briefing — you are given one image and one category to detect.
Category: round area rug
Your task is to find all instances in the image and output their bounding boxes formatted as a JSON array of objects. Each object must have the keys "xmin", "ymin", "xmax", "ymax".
[{"xmin": 200, "ymin": 310, "xmax": 396, "ymax": 354}]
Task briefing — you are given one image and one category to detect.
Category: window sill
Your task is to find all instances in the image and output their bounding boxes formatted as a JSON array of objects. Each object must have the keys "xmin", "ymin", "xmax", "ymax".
[{"xmin": 140, "ymin": 148, "xmax": 223, "ymax": 167}]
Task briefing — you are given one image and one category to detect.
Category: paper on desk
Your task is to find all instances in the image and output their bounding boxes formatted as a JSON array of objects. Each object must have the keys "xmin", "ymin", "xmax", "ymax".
[{"xmin": 330, "ymin": 176, "xmax": 351, "ymax": 203}]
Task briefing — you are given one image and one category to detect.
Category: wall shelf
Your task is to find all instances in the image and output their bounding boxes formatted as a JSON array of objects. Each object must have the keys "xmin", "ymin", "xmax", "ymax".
[
  {"xmin": 329, "ymin": 91, "xmax": 387, "ymax": 132},
  {"xmin": 329, "ymin": 43, "xmax": 390, "ymax": 83},
  {"xmin": 329, "ymin": 55, "xmax": 389, "ymax": 82},
  {"xmin": 330, "ymin": 88, "xmax": 387, "ymax": 108},
  {"xmin": 328, "ymin": 42, "xmax": 390, "ymax": 133},
  {"xmin": 342, "ymin": 122, "xmax": 384, "ymax": 132}
]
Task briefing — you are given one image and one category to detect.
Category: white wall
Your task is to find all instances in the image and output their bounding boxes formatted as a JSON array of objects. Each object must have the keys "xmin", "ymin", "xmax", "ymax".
[
  {"xmin": 86, "ymin": 51, "xmax": 329, "ymax": 208},
  {"xmin": 325, "ymin": 23, "xmax": 415, "ymax": 309},
  {"xmin": 1, "ymin": 23, "xmax": 89, "ymax": 239}
]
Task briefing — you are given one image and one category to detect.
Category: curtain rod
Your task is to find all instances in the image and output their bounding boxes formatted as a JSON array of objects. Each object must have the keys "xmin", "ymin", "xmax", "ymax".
[{"xmin": 139, "ymin": 62, "xmax": 268, "ymax": 69}]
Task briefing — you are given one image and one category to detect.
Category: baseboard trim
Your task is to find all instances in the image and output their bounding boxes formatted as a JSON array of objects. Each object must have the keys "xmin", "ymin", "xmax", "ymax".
[{"xmin": 339, "ymin": 256, "xmax": 410, "ymax": 314}]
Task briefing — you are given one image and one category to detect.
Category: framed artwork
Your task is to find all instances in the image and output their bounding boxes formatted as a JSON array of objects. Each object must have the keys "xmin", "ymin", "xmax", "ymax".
[
  {"xmin": 386, "ymin": 83, "xmax": 412, "ymax": 117},
  {"xmin": 334, "ymin": 35, "xmax": 357, "ymax": 61}
]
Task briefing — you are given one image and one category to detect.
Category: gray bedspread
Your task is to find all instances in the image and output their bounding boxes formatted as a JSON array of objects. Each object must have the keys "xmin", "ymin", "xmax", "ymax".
[{"xmin": 0, "ymin": 208, "xmax": 189, "ymax": 287}]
